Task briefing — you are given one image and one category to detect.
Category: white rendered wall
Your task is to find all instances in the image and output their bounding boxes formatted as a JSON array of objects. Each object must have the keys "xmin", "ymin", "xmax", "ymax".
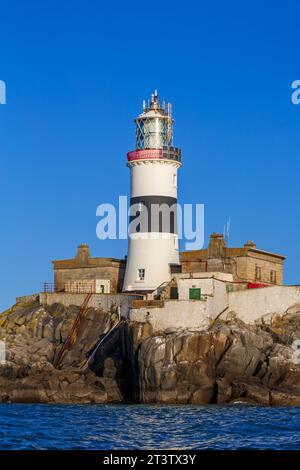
[
  {"xmin": 178, "ymin": 278, "xmax": 216, "ymax": 299},
  {"xmin": 124, "ymin": 159, "xmax": 180, "ymax": 292},
  {"xmin": 39, "ymin": 292, "xmax": 139, "ymax": 318},
  {"xmin": 228, "ymin": 285, "xmax": 300, "ymax": 323},
  {"xmin": 177, "ymin": 278, "xmax": 228, "ymax": 318},
  {"xmin": 129, "ymin": 279, "xmax": 229, "ymax": 331},
  {"xmin": 174, "ymin": 272, "xmax": 233, "ymax": 283},
  {"xmin": 130, "ymin": 162, "xmax": 178, "ymax": 198},
  {"xmin": 63, "ymin": 279, "xmax": 111, "ymax": 294},
  {"xmin": 95, "ymin": 279, "xmax": 111, "ymax": 294},
  {"xmin": 130, "ymin": 300, "xmax": 210, "ymax": 330},
  {"xmin": 129, "ymin": 284, "xmax": 300, "ymax": 331},
  {"xmin": 123, "ymin": 234, "xmax": 179, "ymax": 291}
]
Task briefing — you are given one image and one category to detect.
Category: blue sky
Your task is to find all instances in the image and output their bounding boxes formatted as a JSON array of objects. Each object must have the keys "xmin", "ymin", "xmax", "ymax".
[{"xmin": 0, "ymin": 1, "xmax": 299, "ymax": 310}]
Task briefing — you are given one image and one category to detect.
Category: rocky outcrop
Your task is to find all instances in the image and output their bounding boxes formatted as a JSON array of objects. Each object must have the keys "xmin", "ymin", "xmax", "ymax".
[
  {"xmin": 132, "ymin": 309, "xmax": 300, "ymax": 406},
  {"xmin": 0, "ymin": 298, "xmax": 122, "ymax": 403},
  {"xmin": 2, "ymin": 298, "xmax": 300, "ymax": 405}
]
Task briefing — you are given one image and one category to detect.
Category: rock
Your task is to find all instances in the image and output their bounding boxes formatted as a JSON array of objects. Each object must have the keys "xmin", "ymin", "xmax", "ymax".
[
  {"xmin": 286, "ymin": 304, "xmax": 300, "ymax": 315},
  {"xmin": 132, "ymin": 315, "xmax": 300, "ymax": 405},
  {"xmin": 90, "ymin": 390, "xmax": 108, "ymax": 404},
  {"xmin": 161, "ymin": 367, "xmax": 177, "ymax": 390},
  {"xmin": 3, "ymin": 297, "xmax": 300, "ymax": 406},
  {"xmin": 157, "ymin": 390, "xmax": 178, "ymax": 404},
  {"xmin": 95, "ymin": 378, "xmax": 122, "ymax": 402},
  {"xmin": 190, "ymin": 386, "xmax": 214, "ymax": 404},
  {"xmin": 270, "ymin": 390, "xmax": 300, "ymax": 406},
  {"xmin": 164, "ymin": 327, "xmax": 179, "ymax": 335},
  {"xmin": 245, "ymin": 383, "xmax": 270, "ymax": 406},
  {"xmin": 43, "ymin": 319, "xmax": 54, "ymax": 341},
  {"xmin": 216, "ymin": 378, "xmax": 232, "ymax": 404},
  {"xmin": 103, "ymin": 358, "xmax": 117, "ymax": 379},
  {"xmin": 0, "ymin": 300, "xmax": 122, "ymax": 404}
]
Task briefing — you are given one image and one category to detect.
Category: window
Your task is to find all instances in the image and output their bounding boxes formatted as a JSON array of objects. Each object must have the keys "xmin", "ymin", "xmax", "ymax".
[
  {"xmin": 96, "ymin": 279, "xmax": 110, "ymax": 294},
  {"xmin": 255, "ymin": 265, "xmax": 262, "ymax": 281},
  {"xmin": 137, "ymin": 268, "xmax": 145, "ymax": 281},
  {"xmin": 270, "ymin": 270, "xmax": 277, "ymax": 284},
  {"xmin": 173, "ymin": 173, "xmax": 177, "ymax": 187}
]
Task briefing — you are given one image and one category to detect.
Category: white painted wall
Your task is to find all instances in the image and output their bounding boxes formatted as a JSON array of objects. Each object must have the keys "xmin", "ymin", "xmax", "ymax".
[
  {"xmin": 130, "ymin": 162, "xmax": 179, "ymax": 198},
  {"xmin": 174, "ymin": 272, "xmax": 233, "ymax": 282},
  {"xmin": 206, "ymin": 279, "xmax": 229, "ymax": 318},
  {"xmin": 41, "ymin": 283, "xmax": 300, "ymax": 331},
  {"xmin": 124, "ymin": 158, "xmax": 180, "ymax": 292},
  {"xmin": 129, "ymin": 278, "xmax": 229, "ymax": 331},
  {"xmin": 228, "ymin": 285, "xmax": 300, "ymax": 323},
  {"xmin": 177, "ymin": 278, "xmax": 229, "ymax": 316},
  {"xmin": 124, "ymin": 234, "xmax": 179, "ymax": 291},
  {"xmin": 178, "ymin": 278, "xmax": 214, "ymax": 300},
  {"xmin": 130, "ymin": 299, "xmax": 210, "ymax": 330},
  {"xmin": 129, "ymin": 281, "xmax": 300, "ymax": 331},
  {"xmin": 95, "ymin": 279, "xmax": 111, "ymax": 294},
  {"xmin": 63, "ymin": 279, "xmax": 111, "ymax": 294},
  {"xmin": 39, "ymin": 292, "xmax": 139, "ymax": 318}
]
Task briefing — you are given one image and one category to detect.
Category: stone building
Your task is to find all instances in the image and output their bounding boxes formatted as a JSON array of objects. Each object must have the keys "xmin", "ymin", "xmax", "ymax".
[
  {"xmin": 52, "ymin": 244, "xmax": 126, "ymax": 294},
  {"xmin": 51, "ymin": 234, "xmax": 285, "ymax": 295},
  {"xmin": 180, "ymin": 233, "xmax": 285, "ymax": 286}
]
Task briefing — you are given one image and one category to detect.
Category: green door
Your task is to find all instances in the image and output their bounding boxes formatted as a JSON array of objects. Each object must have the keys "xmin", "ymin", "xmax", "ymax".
[{"xmin": 189, "ymin": 288, "xmax": 201, "ymax": 300}]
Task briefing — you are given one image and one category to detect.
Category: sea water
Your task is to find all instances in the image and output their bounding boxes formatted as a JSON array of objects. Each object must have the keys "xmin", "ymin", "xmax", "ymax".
[{"xmin": 0, "ymin": 403, "xmax": 299, "ymax": 450}]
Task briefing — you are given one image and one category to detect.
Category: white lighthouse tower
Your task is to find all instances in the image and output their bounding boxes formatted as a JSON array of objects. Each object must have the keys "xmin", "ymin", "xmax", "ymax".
[{"xmin": 123, "ymin": 90, "xmax": 182, "ymax": 292}]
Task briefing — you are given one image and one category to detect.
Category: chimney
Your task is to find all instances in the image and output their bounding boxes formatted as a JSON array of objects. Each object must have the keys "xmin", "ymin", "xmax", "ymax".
[
  {"xmin": 76, "ymin": 243, "xmax": 90, "ymax": 263},
  {"xmin": 244, "ymin": 240, "xmax": 257, "ymax": 249},
  {"xmin": 208, "ymin": 233, "xmax": 226, "ymax": 258}
]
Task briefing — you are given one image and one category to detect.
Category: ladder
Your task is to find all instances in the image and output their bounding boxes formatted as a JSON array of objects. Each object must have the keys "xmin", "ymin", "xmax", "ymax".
[{"xmin": 53, "ymin": 292, "xmax": 93, "ymax": 369}]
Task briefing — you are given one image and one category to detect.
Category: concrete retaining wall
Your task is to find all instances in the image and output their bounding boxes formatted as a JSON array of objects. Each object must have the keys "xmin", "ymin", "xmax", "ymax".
[
  {"xmin": 227, "ymin": 285, "xmax": 300, "ymax": 323},
  {"xmin": 130, "ymin": 278, "xmax": 229, "ymax": 331},
  {"xmin": 39, "ymin": 292, "xmax": 139, "ymax": 318},
  {"xmin": 40, "ymin": 283, "xmax": 300, "ymax": 331},
  {"xmin": 130, "ymin": 282, "xmax": 300, "ymax": 331},
  {"xmin": 130, "ymin": 299, "xmax": 210, "ymax": 330},
  {"xmin": 16, "ymin": 294, "xmax": 40, "ymax": 304}
]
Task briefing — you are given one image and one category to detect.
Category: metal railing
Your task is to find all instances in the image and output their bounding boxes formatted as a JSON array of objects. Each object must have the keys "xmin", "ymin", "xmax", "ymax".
[
  {"xmin": 127, "ymin": 147, "xmax": 182, "ymax": 163},
  {"xmin": 43, "ymin": 283, "xmax": 95, "ymax": 294}
]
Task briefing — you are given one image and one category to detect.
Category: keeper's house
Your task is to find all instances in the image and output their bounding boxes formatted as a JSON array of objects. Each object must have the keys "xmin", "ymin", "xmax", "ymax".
[
  {"xmin": 180, "ymin": 233, "xmax": 285, "ymax": 286},
  {"xmin": 52, "ymin": 244, "xmax": 126, "ymax": 294}
]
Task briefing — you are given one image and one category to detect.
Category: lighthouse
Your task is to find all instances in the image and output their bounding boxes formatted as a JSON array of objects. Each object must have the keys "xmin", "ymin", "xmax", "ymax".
[{"xmin": 123, "ymin": 90, "xmax": 182, "ymax": 292}]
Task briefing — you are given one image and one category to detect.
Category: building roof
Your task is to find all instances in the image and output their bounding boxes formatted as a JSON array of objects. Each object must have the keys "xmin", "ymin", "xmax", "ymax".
[
  {"xmin": 53, "ymin": 244, "xmax": 125, "ymax": 270},
  {"xmin": 180, "ymin": 233, "xmax": 286, "ymax": 261},
  {"xmin": 53, "ymin": 257, "xmax": 125, "ymax": 270}
]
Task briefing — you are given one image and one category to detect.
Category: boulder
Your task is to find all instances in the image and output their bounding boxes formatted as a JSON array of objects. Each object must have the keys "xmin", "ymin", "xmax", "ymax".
[
  {"xmin": 3, "ymin": 298, "xmax": 300, "ymax": 406},
  {"xmin": 132, "ymin": 315, "xmax": 300, "ymax": 405},
  {"xmin": 0, "ymin": 300, "xmax": 122, "ymax": 404}
]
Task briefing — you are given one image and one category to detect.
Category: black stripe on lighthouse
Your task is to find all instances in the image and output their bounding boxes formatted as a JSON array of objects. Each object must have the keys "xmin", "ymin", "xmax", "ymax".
[{"xmin": 129, "ymin": 195, "xmax": 178, "ymax": 234}]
